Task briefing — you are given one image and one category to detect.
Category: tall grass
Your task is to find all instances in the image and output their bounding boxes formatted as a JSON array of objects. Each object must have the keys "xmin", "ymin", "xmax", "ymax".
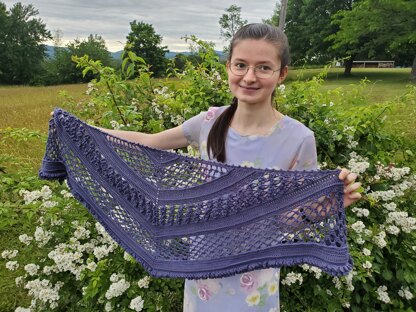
[
  {"xmin": 0, "ymin": 84, "xmax": 87, "ymax": 131},
  {"xmin": 0, "ymin": 84, "xmax": 87, "ymax": 173}
]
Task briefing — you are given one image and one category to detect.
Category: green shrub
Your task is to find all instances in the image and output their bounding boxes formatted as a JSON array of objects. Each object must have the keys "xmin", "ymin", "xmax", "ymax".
[{"xmin": 1, "ymin": 39, "xmax": 415, "ymax": 311}]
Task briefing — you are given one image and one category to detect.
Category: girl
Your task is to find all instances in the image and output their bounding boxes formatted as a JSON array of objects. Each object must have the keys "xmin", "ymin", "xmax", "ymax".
[{"xmin": 91, "ymin": 23, "xmax": 361, "ymax": 311}]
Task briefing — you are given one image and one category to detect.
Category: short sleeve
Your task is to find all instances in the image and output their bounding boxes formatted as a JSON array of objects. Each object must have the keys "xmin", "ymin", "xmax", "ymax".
[
  {"xmin": 290, "ymin": 133, "xmax": 318, "ymax": 171},
  {"xmin": 182, "ymin": 111, "xmax": 206, "ymax": 147}
]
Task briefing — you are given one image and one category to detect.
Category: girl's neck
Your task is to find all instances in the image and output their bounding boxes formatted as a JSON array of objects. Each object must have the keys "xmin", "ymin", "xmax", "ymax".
[{"xmin": 230, "ymin": 101, "xmax": 283, "ymax": 136}]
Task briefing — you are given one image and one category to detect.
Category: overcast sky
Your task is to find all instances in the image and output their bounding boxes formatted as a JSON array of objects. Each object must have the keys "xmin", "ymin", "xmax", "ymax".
[{"xmin": 3, "ymin": 0, "xmax": 277, "ymax": 52}]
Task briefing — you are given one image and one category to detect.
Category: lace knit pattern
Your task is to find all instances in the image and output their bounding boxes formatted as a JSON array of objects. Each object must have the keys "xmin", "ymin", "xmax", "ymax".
[{"xmin": 39, "ymin": 108, "xmax": 353, "ymax": 279}]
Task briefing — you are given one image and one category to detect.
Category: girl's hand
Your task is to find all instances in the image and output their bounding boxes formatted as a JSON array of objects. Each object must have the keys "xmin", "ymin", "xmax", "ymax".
[{"xmin": 339, "ymin": 168, "xmax": 362, "ymax": 208}]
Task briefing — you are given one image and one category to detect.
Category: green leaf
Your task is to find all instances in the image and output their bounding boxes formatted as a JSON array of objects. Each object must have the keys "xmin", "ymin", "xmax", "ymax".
[{"xmin": 382, "ymin": 270, "xmax": 393, "ymax": 281}]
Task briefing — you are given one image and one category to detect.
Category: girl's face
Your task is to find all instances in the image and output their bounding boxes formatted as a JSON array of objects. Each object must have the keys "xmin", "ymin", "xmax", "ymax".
[{"xmin": 227, "ymin": 39, "xmax": 287, "ymax": 107}]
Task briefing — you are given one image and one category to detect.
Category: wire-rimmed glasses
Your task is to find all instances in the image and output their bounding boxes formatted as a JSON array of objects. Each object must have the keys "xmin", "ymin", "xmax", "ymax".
[{"xmin": 229, "ymin": 62, "xmax": 281, "ymax": 79}]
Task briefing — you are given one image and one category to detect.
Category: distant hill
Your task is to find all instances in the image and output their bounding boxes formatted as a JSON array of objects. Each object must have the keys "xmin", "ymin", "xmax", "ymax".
[{"xmin": 44, "ymin": 45, "xmax": 224, "ymax": 60}]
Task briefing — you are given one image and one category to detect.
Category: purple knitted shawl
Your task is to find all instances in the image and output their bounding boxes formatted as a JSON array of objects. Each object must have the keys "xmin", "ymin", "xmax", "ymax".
[{"xmin": 39, "ymin": 108, "xmax": 353, "ymax": 279}]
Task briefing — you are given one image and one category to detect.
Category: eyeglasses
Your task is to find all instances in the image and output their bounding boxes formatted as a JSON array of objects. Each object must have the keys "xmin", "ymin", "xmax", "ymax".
[{"xmin": 229, "ymin": 62, "xmax": 281, "ymax": 79}]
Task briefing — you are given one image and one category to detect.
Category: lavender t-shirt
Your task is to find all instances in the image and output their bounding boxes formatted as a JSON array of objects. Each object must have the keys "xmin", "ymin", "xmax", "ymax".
[{"xmin": 182, "ymin": 106, "xmax": 317, "ymax": 312}]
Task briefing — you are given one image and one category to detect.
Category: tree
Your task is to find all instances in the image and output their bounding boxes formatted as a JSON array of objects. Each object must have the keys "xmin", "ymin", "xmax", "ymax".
[
  {"xmin": 0, "ymin": 2, "xmax": 51, "ymax": 84},
  {"xmin": 41, "ymin": 34, "xmax": 114, "ymax": 84},
  {"xmin": 329, "ymin": 0, "xmax": 416, "ymax": 79},
  {"xmin": 265, "ymin": 0, "xmax": 355, "ymax": 67},
  {"xmin": 218, "ymin": 5, "xmax": 248, "ymax": 53},
  {"xmin": 125, "ymin": 21, "xmax": 168, "ymax": 77}
]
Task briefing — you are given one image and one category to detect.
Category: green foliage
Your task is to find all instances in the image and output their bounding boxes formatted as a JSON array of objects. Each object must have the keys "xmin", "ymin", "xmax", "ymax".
[
  {"xmin": 0, "ymin": 2, "xmax": 52, "ymax": 84},
  {"xmin": 40, "ymin": 34, "xmax": 115, "ymax": 85},
  {"xmin": 1, "ymin": 37, "xmax": 415, "ymax": 311},
  {"xmin": 64, "ymin": 36, "xmax": 230, "ymax": 135},
  {"xmin": 0, "ymin": 173, "xmax": 183, "ymax": 311},
  {"xmin": 125, "ymin": 21, "xmax": 169, "ymax": 78},
  {"xmin": 276, "ymin": 73, "xmax": 407, "ymax": 166},
  {"xmin": 328, "ymin": 0, "xmax": 416, "ymax": 76},
  {"xmin": 275, "ymin": 73, "xmax": 416, "ymax": 311},
  {"xmin": 267, "ymin": 0, "xmax": 351, "ymax": 66}
]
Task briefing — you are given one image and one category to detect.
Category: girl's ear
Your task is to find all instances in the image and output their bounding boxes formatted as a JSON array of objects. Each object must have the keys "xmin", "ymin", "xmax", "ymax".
[{"xmin": 278, "ymin": 66, "xmax": 289, "ymax": 84}]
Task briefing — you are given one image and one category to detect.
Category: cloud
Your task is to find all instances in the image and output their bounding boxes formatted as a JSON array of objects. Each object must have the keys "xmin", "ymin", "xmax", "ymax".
[{"xmin": 2, "ymin": 0, "xmax": 276, "ymax": 51}]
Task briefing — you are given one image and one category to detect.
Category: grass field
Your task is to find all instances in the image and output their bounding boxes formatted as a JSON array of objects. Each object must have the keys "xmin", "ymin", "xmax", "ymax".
[{"xmin": 0, "ymin": 68, "xmax": 414, "ymax": 174}]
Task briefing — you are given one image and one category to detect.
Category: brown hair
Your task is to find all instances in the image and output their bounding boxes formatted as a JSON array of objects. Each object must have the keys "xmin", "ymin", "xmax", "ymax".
[{"xmin": 207, "ymin": 23, "xmax": 290, "ymax": 162}]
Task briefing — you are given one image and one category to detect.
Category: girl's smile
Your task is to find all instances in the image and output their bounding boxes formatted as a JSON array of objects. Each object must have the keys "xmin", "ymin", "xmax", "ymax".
[{"xmin": 227, "ymin": 39, "xmax": 287, "ymax": 107}]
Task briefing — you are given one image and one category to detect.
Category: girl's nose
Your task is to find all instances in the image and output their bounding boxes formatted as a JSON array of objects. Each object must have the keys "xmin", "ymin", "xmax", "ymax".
[{"xmin": 243, "ymin": 67, "xmax": 257, "ymax": 83}]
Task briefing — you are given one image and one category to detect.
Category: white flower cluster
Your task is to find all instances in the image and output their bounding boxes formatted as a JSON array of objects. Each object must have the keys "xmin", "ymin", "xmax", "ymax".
[
  {"xmin": 373, "ymin": 231, "xmax": 387, "ymax": 248},
  {"xmin": 19, "ymin": 185, "xmax": 52, "ymax": 204},
  {"xmin": 369, "ymin": 190, "xmax": 397, "ymax": 202},
  {"xmin": 34, "ymin": 226, "xmax": 53, "ymax": 247},
  {"xmin": 6, "ymin": 261, "xmax": 19, "ymax": 271},
  {"xmin": 281, "ymin": 272, "xmax": 303, "ymax": 286},
  {"xmin": 376, "ymin": 285, "xmax": 391, "ymax": 304},
  {"xmin": 333, "ymin": 271, "xmax": 356, "ymax": 291},
  {"xmin": 300, "ymin": 264, "xmax": 322, "ymax": 279},
  {"xmin": 170, "ymin": 114, "xmax": 185, "ymax": 126},
  {"xmin": 383, "ymin": 202, "xmax": 397, "ymax": 211},
  {"xmin": 48, "ymin": 247, "xmax": 84, "ymax": 280},
  {"xmin": 93, "ymin": 245, "xmax": 113, "ymax": 261},
  {"xmin": 348, "ymin": 152, "xmax": 370, "ymax": 175},
  {"xmin": 110, "ymin": 273, "xmax": 125, "ymax": 282},
  {"xmin": 105, "ymin": 302, "xmax": 112, "ymax": 312},
  {"xmin": 85, "ymin": 82, "xmax": 98, "ymax": 95},
  {"xmin": 1, "ymin": 249, "xmax": 18, "ymax": 259},
  {"xmin": 362, "ymin": 248, "xmax": 371, "ymax": 256},
  {"xmin": 24, "ymin": 263, "xmax": 40, "ymax": 276},
  {"xmin": 105, "ymin": 278, "xmax": 130, "ymax": 300},
  {"xmin": 129, "ymin": 295, "xmax": 145, "ymax": 312},
  {"xmin": 154, "ymin": 86, "xmax": 173, "ymax": 99},
  {"xmin": 351, "ymin": 221, "xmax": 366, "ymax": 234},
  {"xmin": 344, "ymin": 127, "xmax": 359, "ymax": 149},
  {"xmin": 18, "ymin": 234, "xmax": 32, "ymax": 247},
  {"xmin": 362, "ymin": 261, "xmax": 372, "ymax": 270},
  {"xmin": 375, "ymin": 163, "xmax": 410, "ymax": 181},
  {"xmin": 110, "ymin": 120, "xmax": 122, "ymax": 130},
  {"xmin": 137, "ymin": 276, "xmax": 151, "ymax": 288},
  {"xmin": 352, "ymin": 207, "xmax": 370, "ymax": 218},
  {"xmin": 24, "ymin": 278, "xmax": 62, "ymax": 308},
  {"xmin": 398, "ymin": 286, "xmax": 414, "ymax": 300},
  {"xmin": 40, "ymin": 200, "xmax": 58, "ymax": 209},
  {"xmin": 60, "ymin": 189, "xmax": 74, "ymax": 198},
  {"xmin": 386, "ymin": 211, "xmax": 416, "ymax": 233},
  {"xmin": 73, "ymin": 223, "xmax": 91, "ymax": 240}
]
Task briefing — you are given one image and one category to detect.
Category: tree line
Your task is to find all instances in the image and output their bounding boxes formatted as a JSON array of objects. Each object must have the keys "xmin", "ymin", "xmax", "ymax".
[
  {"xmin": 0, "ymin": 2, "xmax": 180, "ymax": 85},
  {"xmin": 0, "ymin": 1, "xmax": 415, "ymax": 85},
  {"xmin": 263, "ymin": 0, "xmax": 415, "ymax": 79}
]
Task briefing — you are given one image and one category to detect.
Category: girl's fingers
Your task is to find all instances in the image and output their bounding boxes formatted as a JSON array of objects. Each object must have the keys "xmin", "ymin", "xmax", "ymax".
[
  {"xmin": 344, "ymin": 182, "xmax": 361, "ymax": 194},
  {"xmin": 339, "ymin": 168, "xmax": 349, "ymax": 180},
  {"xmin": 345, "ymin": 172, "xmax": 357, "ymax": 185},
  {"xmin": 348, "ymin": 192, "xmax": 362, "ymax": 200}
]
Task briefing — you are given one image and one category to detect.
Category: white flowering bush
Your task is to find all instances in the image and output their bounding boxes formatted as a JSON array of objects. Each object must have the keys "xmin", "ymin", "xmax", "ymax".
[
  {"xmin": 275, "ymin": 76, "xmax": 416, "ymax": 311},
  {"xmin": 1, "ymin": 41, "xmax": 415, "ymax": 311},
  {"xmin": 0, "ymin": 179, "xmax": 183, "ymax": 311}
]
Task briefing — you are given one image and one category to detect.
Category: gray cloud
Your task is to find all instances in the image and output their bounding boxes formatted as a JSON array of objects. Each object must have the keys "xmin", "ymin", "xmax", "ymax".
[{"xmin": 3, "ymin": 0, "xmax": 276, "ymax": 51}]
